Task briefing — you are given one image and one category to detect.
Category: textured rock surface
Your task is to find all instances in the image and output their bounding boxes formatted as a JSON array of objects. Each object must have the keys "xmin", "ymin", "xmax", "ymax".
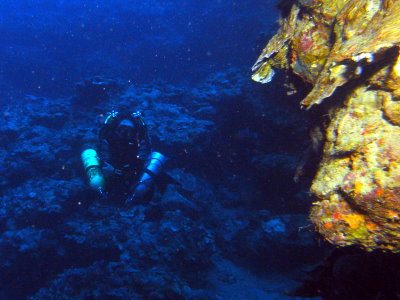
[
  {"xmin": 0, "ymin": 71, "xmax": 315, "ymax": 298},
  {"xmin": 253, "ymin": 0, "xmax": 400, "ymax": 252}
]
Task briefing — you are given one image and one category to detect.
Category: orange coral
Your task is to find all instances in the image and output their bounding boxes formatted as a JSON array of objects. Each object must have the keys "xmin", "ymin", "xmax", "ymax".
[{"xmin": 343, "ymin": 214, "xmax": 364, "ymax": 229}]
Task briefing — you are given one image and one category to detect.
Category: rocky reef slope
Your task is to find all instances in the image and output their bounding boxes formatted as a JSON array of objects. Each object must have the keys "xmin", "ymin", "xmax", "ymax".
[{"xmin": 0, "ymin": 70, "xmax": 316, "ymax": 298}]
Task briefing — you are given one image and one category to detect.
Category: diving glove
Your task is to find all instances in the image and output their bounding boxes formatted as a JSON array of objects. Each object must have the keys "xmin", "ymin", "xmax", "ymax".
[
  {"xmin": 126, "ymin": 180, "xmax": 150, "ymax": 204},
  {"xmin": 97, "ymin": 187, "xmax": 108, "ymax": 201}
]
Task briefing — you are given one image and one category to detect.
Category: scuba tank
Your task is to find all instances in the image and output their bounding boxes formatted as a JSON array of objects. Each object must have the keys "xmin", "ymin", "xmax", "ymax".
[
  {"xmin": 139, "ymin": 152, "xmax": 166, "ymax": 183},
  {"xmin": 81, "ymin": 149, "xmax": 105, "ymax": 192},
  {"xmin": 127, "ymin": 152, "xmax": 166, "ymax": 204}
]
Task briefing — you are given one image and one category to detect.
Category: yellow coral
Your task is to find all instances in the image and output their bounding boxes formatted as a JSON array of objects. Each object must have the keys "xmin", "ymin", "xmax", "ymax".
[
  {"xmin": 353, "ymin": 181, "xmax": 364, "ymax": 195},
  {"xmin": 343, "ymin": 213, "xmax": 365, "ymax": 229}
]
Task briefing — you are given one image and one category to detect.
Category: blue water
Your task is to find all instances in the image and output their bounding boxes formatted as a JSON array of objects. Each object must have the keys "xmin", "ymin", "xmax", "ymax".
[
  {"xmin": 3, "ymin": 1, "xmax": 394, "ymax": 299},
  {"xmin": 0, "ymin": 0, "xmax": 277, "ymax": 96}
]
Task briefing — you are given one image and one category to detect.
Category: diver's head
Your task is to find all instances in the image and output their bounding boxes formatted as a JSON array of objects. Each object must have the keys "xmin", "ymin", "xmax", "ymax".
[{"xmin": 115, "ymin": 118, "xmax": 137, "ymax": 144}]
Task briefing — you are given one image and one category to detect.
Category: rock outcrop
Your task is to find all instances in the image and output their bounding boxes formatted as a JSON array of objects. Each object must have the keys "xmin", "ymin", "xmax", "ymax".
[{"xmin": 253, "ymin": 0, "xmax": 400, "ymax": 252}]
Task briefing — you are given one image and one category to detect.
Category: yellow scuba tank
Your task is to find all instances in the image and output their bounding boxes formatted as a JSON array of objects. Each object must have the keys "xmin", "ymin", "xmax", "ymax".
[{"xmin": 81, "ymin": 149, "xmax": 105, "ymax": 191}]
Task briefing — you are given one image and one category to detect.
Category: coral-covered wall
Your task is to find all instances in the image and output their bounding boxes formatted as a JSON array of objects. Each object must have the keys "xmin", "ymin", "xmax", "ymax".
[{"xmin": 252, "ymin": 0, "xmax": 400, "ymax": 252}]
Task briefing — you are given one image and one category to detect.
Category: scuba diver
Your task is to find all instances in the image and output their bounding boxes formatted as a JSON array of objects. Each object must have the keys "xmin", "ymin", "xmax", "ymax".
[{"xmin": 81, "ymin": 110, "xmax": 166, "ymax": 204}]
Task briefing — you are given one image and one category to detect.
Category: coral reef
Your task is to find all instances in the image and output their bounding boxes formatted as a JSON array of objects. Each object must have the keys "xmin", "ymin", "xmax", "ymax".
[{"xmin": 253, "ymin": 0, "xmax": 400, "ymax": 251}]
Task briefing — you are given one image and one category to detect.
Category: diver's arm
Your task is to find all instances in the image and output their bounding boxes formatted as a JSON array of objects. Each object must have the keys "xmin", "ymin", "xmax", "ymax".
[
  {"xmin": 126, "ymin": 113, "xmax": 156, "ymax": 203},
  {"xmin": 134, "ymin": 111, "xmax": 152, "ymax": 161}
]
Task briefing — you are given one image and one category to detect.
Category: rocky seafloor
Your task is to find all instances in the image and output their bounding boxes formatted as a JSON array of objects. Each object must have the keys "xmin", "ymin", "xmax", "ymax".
[{"xmin": 0, "ymin": 69, "xmax": 328, "ymax": 299}]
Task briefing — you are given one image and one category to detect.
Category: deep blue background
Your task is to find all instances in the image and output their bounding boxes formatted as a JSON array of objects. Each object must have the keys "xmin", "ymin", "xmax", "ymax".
[
  {"xmin": 0, "ymin": 1, "xmax": 334, "ymax": 299},
  {"xmin": 0, "ymin": 0, "xmax": 278, "ymax": 96}
]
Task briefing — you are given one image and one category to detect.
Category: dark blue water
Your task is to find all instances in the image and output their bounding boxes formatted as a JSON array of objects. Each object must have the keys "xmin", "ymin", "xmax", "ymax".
[
  {"xmin": 3, "ymin": 1, "xmax": 395, "ymax": 299},
  {"xmin": 0, "ymin": 0, "xmax": 277, "ymax": 96}
]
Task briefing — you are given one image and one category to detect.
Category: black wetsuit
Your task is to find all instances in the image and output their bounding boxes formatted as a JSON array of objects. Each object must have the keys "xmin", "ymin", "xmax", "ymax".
[{"xmin": 85, "ymin": 112, "xmax": 152, "ymax": 199}]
